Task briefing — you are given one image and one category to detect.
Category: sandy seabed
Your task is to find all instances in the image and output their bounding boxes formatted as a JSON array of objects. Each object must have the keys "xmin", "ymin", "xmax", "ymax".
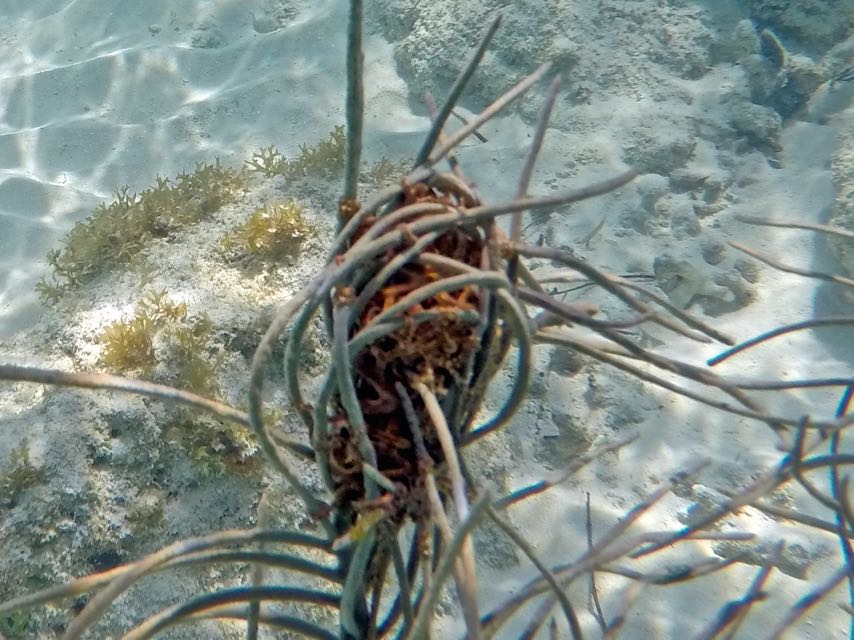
[{"xmin": 0, "ymin": 0, "xmax": 853, "ymax": 638}]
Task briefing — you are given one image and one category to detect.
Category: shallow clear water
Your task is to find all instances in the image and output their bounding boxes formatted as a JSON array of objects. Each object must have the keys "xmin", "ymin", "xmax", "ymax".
[{"xmin": 0, "ymin": 1, "xmax": 852, "ymax": 638}]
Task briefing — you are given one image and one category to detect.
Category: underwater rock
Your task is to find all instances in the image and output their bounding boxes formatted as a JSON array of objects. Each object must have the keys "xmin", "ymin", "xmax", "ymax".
[
  {"xmin": 190, "ymin": 21, "xmax": 225, "ymax": 49},
  {"xmin": 535, "ymin": 409, "xmax": 593, "ymax": 469},
  {"xmin": 652, "ymin": 254, "xmax": 735, "ymax": 309},
  {"xmin": 715, "ymin": 267, "xmax": 759, "ymax": 310},
  {"xmin": 713, "ymin": 538, "xmax": 823, "ymax": 580},
  {"xmin": 377, "ymin": 0, "xmax": 713, "ymax": 114},
  {"xmin": 653, "ymin": 248, "xmax": 759, "ymax": 316},
  {"xmin": 729, "ymin": 22, "xmax": 824, "ymax": 120},
  {"xmin": 740, "ymin": 29, "xmax": 789, "ymax": 110},
  {"xmin": 668, "ymin": 169, "xmax": 732, "ymax": 219},
  {"xmin": 250, "ymin": 1, "xmax": 301, "ymax": 33},
  {"xmin": 730, "ymin": 19, "xmax": 762, "ymax": 60},
  {"xmin": 701, "ymin": 238, "xmax": 727, "ymax": 266},
  {"xmin": 828, "ymin": 120, "xmax": 854, "ymax": 277},
  {"xmin": 250, "ymin": 10, "xmax": 280, "ymax": 34},
  {"xmin": 622, "ymin": 128, "xmax": 697, "ymax": 176},
  {"xmin": 630, "ymin": 173, "xmax": 669, "ymax": 234},
  {"xmin": 773, "ymin": 54, "xmax": 825, "ymax": 118},
  {"xmin": 746, "ymin": 0, "xmax": 854, "ymax": 52},
  {"xmin": 709, "ymin": 18, "xmax": 759, "ymax": 64},
  {"xmin": 629, "ymin": 190, "xmax": 697, "ymax": 238},
  {"xmin": 549, "ymin": 346, "xmax": 586, "ymax": 377},
  {"xmin": 675, "ymin": 482, "xmax": 825, "ymax": 579},
  {"xmin": 624, "ymin": 173, "xmax": 717, "ymax": 238},
  {"xmin": 741, "ymin": 52, "xmax": 784, "ymax": 106},
  {"xmin": 726, "ymin": 97, "xmax": 783, "ymax": 152},
  {"xmin": 677, "ymin": 483, "xmax": 729, "ymax": 525},
  {"xmin": 367, "ymin": 0, "xmax": 420, "ymax": 43},
  {"xmin": 671, "ymin": 206, "xmax": 703, "ymax": 239},
  {"xmin": 805, "ymin": 66, "xmax": 854, "ymax": 122},
  {"xmin": 473, "ymin": 520, "xmax": 519, "ymax": 570}
]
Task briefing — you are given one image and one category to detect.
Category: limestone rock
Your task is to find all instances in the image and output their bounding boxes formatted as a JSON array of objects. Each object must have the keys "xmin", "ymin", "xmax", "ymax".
[{"xmin": 828, "ymin": 120, "xmax": 854, "ymax": 276}]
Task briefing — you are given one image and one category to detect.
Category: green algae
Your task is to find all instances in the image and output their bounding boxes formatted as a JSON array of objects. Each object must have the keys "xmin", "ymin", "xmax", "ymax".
[
  {"xmin": 0, "ymin": 445, "xmax": 43, "ymax": 509},
  {"xmin": 245, "ymin": 125, "xmax": 347, "ymax": 181},
  {"xmin": 97, "ymin": 290, "xmax": 218, "ymax": 396},
  {"xmin": 36, "ymin": 161, "xmax": 250, "ymax": 305},
  {"xmin": 221, "ymin": 200, "xmax": 312, "ymax": 260}
]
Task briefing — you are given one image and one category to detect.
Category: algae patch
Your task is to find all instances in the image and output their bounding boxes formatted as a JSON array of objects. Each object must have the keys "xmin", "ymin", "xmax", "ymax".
[
  {"xmin": 245, "ymin": 125, "xmax": 347, "ymax": 181},
  {"xmin": 36, "ymin": 161, "xmax": 250, "ymax": 304},
  {"xmin": 97, "ymin": 289, "xmax": 219, "ymax": 396},
  {"xmin": 221, "ymin": 200, "xmax": 311, "ymax": 261},
  {"xmin": 0, "ymin": 445, "xmax": 43, "ymax": 509},
  {"xmin": 97, "ymin": 290, "xmax": 260, "ymax": 475},
  {"xmin": 245, "ymin": 126, "xmax": 412, "ymax": 190}
]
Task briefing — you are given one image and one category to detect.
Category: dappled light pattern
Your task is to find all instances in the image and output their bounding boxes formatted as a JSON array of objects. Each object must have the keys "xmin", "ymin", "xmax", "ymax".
[{"xmin": 0, "ymin": 0, "xmax": 346, "ymax": 334}]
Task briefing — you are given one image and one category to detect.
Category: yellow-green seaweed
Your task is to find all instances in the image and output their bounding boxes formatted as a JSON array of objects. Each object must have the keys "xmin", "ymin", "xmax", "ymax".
[
  {"xmin": 0, "ymin": 445, "xmax": 43, "ymax": 508},
  {"xmin": 96, "ymin": 292, "xmax": 262, "ymax": 474},
  {"xmin": 221, "ymin": 200, "xmax": 311, "ymax": 260},
  {"xmin": 164, "ymin": 412, "xmax": 261, "ymax": 477},
  {"xmin": 36, "ymin": 160, "xmax": 250, "ymax": 304},
  {"xmin": 245, "ymin": 126, "xmax": 411, "ymax": 191},
  {"xmin": 363, "ymin": 156, "xmax": 412, "ymax": 190},
  {"xmin": 97, "ymin": 290, "xmax": 219, "ymax": 397},
  {"xmin": 245, "ymin": 126, "xmax": 347, "ymax": 181}
]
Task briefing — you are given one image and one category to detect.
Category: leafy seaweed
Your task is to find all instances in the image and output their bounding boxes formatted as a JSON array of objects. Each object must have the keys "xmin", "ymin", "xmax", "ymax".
[
  {"xmin": 221, "ymin": 200, "xmax": 311, "ymax": 260},
  {"xmin": 98, "ymin": 312, "xmax": 160, "ymax": 375},
  {"xmin": 245, "ymin": 127, "xmax": 411, "ymax": 196},
  {"xmin": 37, "ymin": 162, "xmax": 250, "ymax": 304},
  {"xmin": 96, "ymin": 292, "xmax": 260, "ymax": 474},
  {"xmin": 363, "ymin": 156, "xmax": 412, "ymax": 190},
  {"xmin": 164, "ymin": 412, "xmax": 261, "ymax": 477},
  {"xmin": 97, "ymin": 290, "xmax": 218, "ymax": 398},
  {"xmin": 246, "ymin": 126, "xmax": 347, "ymax": 182},
  {"xmin": 243, "ymin": 145, "xmax": 287, "ymax": 178},
  {"xmin": 0, "ymin": 445, "xmax": 43, "ymax": 509}
]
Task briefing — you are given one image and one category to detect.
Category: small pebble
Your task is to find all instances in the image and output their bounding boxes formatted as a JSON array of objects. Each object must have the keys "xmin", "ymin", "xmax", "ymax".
[{"xmin": 251, "ymin": 11, "xmax": 280, "ymax": 34}]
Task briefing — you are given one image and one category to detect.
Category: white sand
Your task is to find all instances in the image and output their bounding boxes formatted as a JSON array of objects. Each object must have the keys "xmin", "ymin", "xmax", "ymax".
[{"xmin": 0, "ymin": 0, "xmax": 852, "ymax": 638}]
